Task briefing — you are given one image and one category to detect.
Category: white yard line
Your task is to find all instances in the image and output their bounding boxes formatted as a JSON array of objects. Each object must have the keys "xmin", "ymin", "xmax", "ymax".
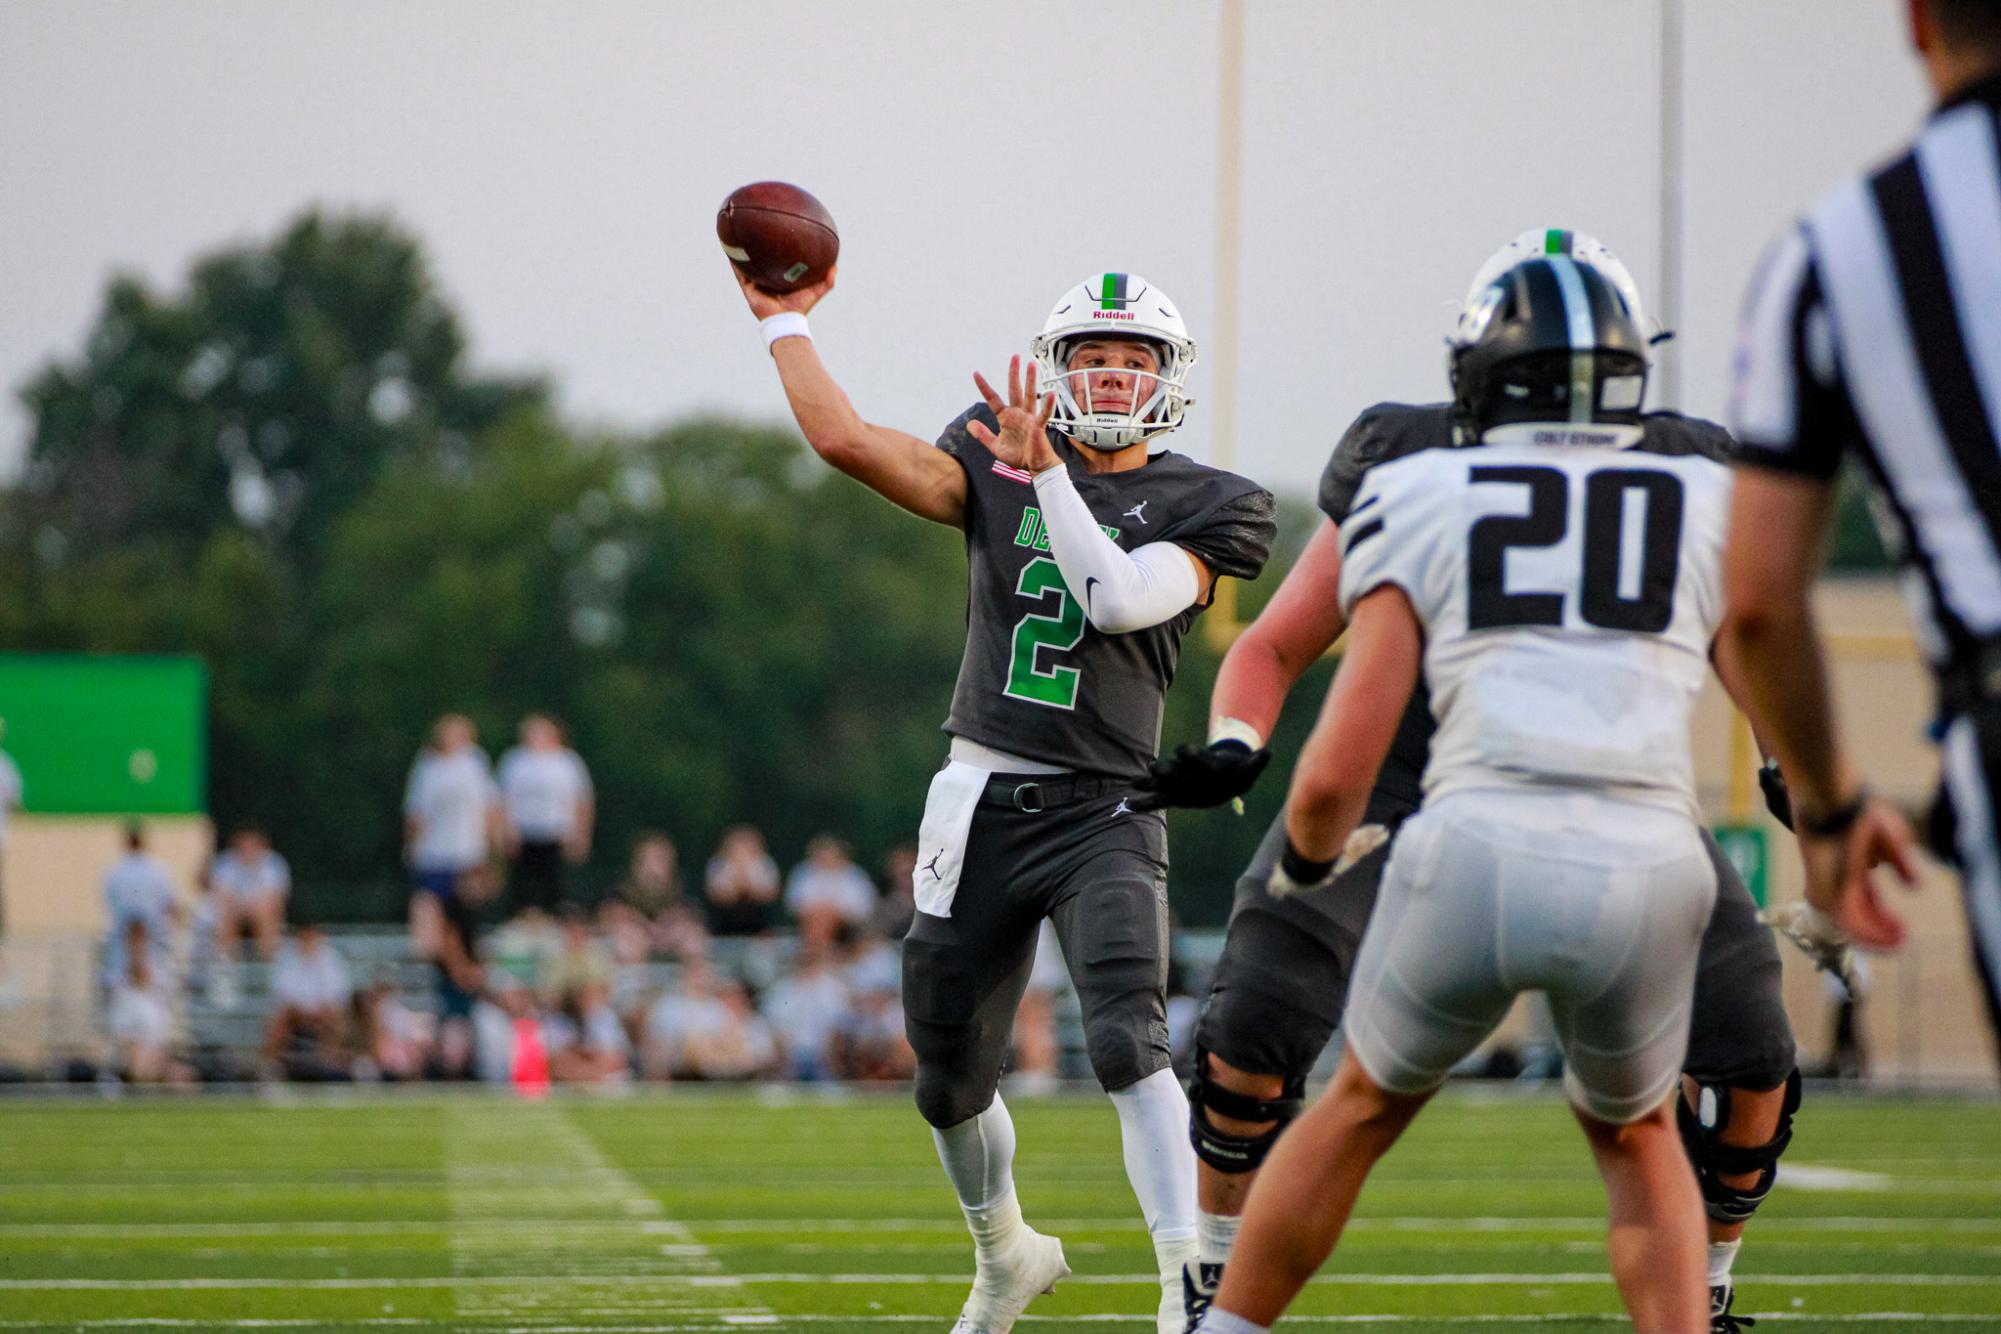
[
  {"xmin": 9, "ymin": 1270, "xmax": 2001, "ymax": 1290},
  {"xmin": 9, "ymin": 1213, "xmax": 2001, "ymax": 1239},
  {"xmin": 7, "ymin": 1316, "xmax": 2000, "ymax": 1330},
  {"xmin": 442, "ymin": 1100, "xmax": 770, "ymax": 1324}
]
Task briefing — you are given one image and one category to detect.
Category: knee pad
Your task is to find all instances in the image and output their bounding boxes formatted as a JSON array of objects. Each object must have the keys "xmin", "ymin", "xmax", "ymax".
[
  {"xmin": 1081, "ymin": 993, "xmax": 1171, "ymax": 1093},
  {"xmin": 1677, "ymin": 1068, "xmax": 1802, "ymax": 1224},
  {"xmin": 914, "ymin": 1068, "xmax": 996, "ymax": 1130},
  {"xmin": 1186, "ymin": 1047, "xmax": 1306, "ymax": 1175}
]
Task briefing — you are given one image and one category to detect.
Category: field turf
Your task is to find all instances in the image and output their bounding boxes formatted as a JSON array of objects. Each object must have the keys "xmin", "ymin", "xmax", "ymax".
[{"xmin": 1, "ymin": 1088, "xmax": 1997, "ymax": 1331}]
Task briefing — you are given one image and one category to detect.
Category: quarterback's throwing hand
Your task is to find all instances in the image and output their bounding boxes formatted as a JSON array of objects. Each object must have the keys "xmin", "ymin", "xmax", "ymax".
[
  {"xmin": 968, "ymin": 356, "xmax": 1061, "ymax": 473},
  {"xmin": 732, "ymin": 263, "xmax": 835, "ymax": 320},
  {"xmin": 1130, "ymin": 739, "xmax": 1271, "ymax": 812}
]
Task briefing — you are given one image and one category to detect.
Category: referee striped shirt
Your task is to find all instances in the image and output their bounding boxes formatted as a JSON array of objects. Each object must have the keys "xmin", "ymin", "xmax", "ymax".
[
  {"xmin": 1731, "ymin": 73, "xmax": 2001, "ymax": 669},
  {"xmin": 1733, "ymin": 72, "xmax": 2001, "ymax": 1038}
]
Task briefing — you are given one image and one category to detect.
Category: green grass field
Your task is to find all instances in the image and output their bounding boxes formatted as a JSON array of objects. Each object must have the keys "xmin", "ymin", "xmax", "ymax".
[{"xmin": 1, "ymin": 1088, "xmax": 1997, "ymax": 1332}]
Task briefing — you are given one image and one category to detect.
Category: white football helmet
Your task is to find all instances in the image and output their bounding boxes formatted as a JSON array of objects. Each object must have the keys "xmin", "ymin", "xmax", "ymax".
[
  {"xmin": 1030, "ymin": 273, "xmax": 1196, "ymax": 451},
  {"xmin": 1458, "ymin": 229, "xmax": 1659, "ymax": 344}
]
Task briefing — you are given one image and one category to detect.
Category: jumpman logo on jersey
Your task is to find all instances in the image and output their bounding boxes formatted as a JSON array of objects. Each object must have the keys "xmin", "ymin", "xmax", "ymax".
[
  {"xmin": 1114, "ymin": 798, "xmax": 1133, "ymax": 816},
  {"xmin": 921, "ymin": 850, "xmax": 946, "ymax": 881},
  {"xmin": 1123, "ymin": 500, "xmax": 1150, "ymax": 525}
]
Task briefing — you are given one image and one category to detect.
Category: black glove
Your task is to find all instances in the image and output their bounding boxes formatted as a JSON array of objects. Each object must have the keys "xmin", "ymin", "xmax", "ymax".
[
  {"xmin": 1758, "ymin": 759, "xmax": 1794, "ymax": 830},
  {"xmin": 1129, "ymin": 739, "xmax": 1271, "ymax": 812}
]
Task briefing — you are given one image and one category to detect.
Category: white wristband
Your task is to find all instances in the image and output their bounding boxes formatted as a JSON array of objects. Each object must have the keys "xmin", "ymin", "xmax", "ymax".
[
  {"xmin": 1208, "ymin": 716, "xmax": 1265, "ymax": 750},
  {"xmin": 760, "ymin": 312, "xmax": 810, "ymax": 350}
]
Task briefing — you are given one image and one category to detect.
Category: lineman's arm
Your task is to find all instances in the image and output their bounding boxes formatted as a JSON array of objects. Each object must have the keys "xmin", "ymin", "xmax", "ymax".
[
  {"xmin": 1129, "ymin": 518, "xmax": 1345, "ymax": 811},
  {"xmin": 735, "ymin": 268, "xmax": 966, "ymax": 528},
  {"xmin": 1282, "ymin": 584, "xmax": 1422, "ymax": 873},
  {"xmin": 1212, "ymin": 517, "xmax": 1350, "ymax": 741}
]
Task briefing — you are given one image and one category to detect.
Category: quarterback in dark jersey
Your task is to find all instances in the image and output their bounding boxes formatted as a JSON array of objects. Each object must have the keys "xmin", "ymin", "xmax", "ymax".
[
  {"xmin": 734, "ymin": 263, "xmax": 1275, "ymax": 1334},
  {"xmin": 1139, "ymin": 232, "xmax": 1804, "ymax": 1334}
]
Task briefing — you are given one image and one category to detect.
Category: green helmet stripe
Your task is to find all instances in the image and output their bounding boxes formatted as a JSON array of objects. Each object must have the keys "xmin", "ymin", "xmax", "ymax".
[
  {"xmin": 1544, "ymin": 228, "xmax": 1573, "ymax": 256},
  {"xmin": 1100, "ymin": 273, "xmax": 1127, "ymax": 310}
]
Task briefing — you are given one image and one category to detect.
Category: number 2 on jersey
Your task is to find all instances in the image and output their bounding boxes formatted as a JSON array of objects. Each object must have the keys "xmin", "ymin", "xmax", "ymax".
[
  {"xmin": 1005, "ymin": 557, "xmax": 1085, "ymax": 708},
  {"xmin": 1467, "ymin": 465, "xmax": 1685, "ymax": 632}
]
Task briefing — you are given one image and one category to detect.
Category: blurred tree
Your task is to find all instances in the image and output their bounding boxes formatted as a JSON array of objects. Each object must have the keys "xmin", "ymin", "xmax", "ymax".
[
  {"xmin": 13, "ymin": 210, "xmax": 543, "ymax": 571},
  {"xmin": 0, "ymin": 204, "xmax": 1422, "ymax": 924}
]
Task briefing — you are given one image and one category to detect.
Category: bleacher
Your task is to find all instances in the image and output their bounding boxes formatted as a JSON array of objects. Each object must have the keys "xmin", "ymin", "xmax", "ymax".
[{"xmin": 158, "ymin": 926, "xmax": 1225, "ymax": 1082}]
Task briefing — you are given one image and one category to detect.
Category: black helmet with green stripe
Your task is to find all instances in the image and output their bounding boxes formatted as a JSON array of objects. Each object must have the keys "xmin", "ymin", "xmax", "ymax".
[
  {"xmin": 1031, "ymin": 272, "xmax": 1196, "ymax": 451},
  {"xmin": 1450, "ymin": 256, "xmax": 1651, "ymax": 448}
]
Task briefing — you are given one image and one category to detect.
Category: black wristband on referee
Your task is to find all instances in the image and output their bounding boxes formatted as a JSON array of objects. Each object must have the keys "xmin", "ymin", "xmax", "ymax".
[
  {"xmin": 1280, "ymin": 837, "xmax": 1337, "ymax": 886},
  {"xmin": 1799, "ymin": 787, "xmax": 1869, "ymax": 839}
]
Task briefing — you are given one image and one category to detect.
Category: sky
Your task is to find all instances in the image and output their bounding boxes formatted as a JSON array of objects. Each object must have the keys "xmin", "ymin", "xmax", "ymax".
[{"xmin": 0, "ymin": 0, "xmax": 1932, "ymax": 500}]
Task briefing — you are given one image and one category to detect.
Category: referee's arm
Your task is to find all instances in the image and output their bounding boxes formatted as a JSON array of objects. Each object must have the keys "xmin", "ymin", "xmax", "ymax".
[{"xmin": 1721, "ymin": 230, "xmax": 1919, "ymax": 947}]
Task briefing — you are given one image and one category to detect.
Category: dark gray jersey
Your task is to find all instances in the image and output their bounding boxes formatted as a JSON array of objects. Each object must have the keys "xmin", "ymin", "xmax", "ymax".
[
  {"xmin": 1317, "ymin": 401, "xmax": 1737, "ymax": 808},
  {"xmin": 938, "ymin": 404, "xmax": 1276, "ymax": 778}
]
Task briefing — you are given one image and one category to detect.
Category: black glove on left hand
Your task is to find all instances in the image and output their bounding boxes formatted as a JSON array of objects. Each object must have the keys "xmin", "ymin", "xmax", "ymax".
[
  {"xmin": 1758, "ymin": 759, "xmax": 1794, "ymax": 830},
  {"xmin": 1129, "ymin": 740, "xmax": 1271, "ymax": 812}
]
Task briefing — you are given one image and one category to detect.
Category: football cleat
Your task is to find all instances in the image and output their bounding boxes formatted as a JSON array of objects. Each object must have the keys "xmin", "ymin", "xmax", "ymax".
[
  {"xmin": 949, "ymin": 1228, "xmax": 1069, "ymax": 1333},
  {"xmin": 1181, "ymin": 1259, "xmax": 1223, "ymax": 1334},
  {"xmin": 1710, "ymin": 1281, "xmax": 1757, "ymax": 1333}
]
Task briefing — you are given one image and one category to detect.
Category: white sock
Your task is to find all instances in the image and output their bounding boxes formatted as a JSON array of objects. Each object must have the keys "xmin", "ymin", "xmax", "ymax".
[
  {"xmin": 932, "ymin": 1095, "xmax": 1023, "ymax": 1259},
  {"xmin": 1707, "ymin": 1238, "xmax": 1741, "ymax": 1288},
  {"xmin": 1198, "ymin": 1210, "xmax": 1241, "ymax": 1266},
  {"xmin": 1199, "ymin": 1310, "xmax": 1269, "ymax": 1334},
  {"xmin": 1108, "ymin": 1068, "xmax": 1198, "ymax": 1246}
]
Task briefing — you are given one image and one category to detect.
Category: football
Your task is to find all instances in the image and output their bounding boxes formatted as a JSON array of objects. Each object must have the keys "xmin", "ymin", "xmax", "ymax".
[{"xmin": 716, "ymin": 181, "xmax": 840, "ymax": 294}]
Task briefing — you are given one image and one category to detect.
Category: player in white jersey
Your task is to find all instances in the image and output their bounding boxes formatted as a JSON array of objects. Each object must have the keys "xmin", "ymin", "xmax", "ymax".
[{"xmin": 1197, "ymin": 257, "xmax": 1718, "ymax": 1334}]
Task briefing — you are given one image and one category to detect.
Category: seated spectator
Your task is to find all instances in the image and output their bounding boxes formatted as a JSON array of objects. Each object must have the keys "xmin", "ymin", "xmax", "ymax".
[
  {"xmin": 541, "ymin": 906, "xmax": 614, "ymax": 1005},
  {"xmin": 205, "ymin": 825, "xmax": 290, "ymax": 963},
  {"xmin": 487, "ymin": 903, "xmax": 561, "ymax": 989},
  {"xmin": 784, "ymin": 836, "xmax": 876, "ymax": 952},
  {"xmin": 641, "ymin": 961, "xmax": 775, "ymax": 1081},
  {"xmin": 263, "ymin": 924, "xmax": 354, "ymax": 1077},
  {"xmin": 841, "ymin": 921, "xmax": 900, "ymax": 996},
  {"xmin": 874, "ymin": 843, "xmax": 919, "ymax": 941},
  {"xmin": 106, "ymin": 921, "xmax": 195, "ymax": 1086},
  {"xmin": 428, "ymin": 865, "xmax": 492, "ymax": 1080},
  {"xmin": 760, "ymin": 945, "xmax": 850, "ymax": 1082},
  {"xmin": 543, "ymin": 981, "xmax": 630, "ymax": 1085},
  {"xmin": 832, "ymin": 974, "xmax": 914, "ymax": 1083},
  {"xmin": 607, "ymin": 832, "xmax": 708, "ymax": 960},
  {"xmin": 101, "ymin": 821, "xmax": 181, "ymax": 994},
  {"xmin": 352, "ymin": 980, "xmax": 435, "ymax": 1082},
  {"xmin": 497, "ymin": 713, "xmax": 594, "ymax": 916},
  {"xmin": 703, "ymin": 825, "xmax": 781, "ymax": 937},
  {"xmin": 471, "ymin": 974, "xmax": 538, "ymax": 1085}
]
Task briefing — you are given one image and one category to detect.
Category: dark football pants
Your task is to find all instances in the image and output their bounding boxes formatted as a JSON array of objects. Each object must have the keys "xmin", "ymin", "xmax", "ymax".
[
  {"xmin": 1197, "ymin": 798, "xmax": 1797, "ymax": 1092},
  {"xmin": 902, "ymin": 775, "xmax": 1173, "ymax": 1129}
]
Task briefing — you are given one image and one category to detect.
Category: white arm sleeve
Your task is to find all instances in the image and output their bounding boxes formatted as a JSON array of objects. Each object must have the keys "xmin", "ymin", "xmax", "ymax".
[{"xmin": 1031, "ymin": 465, "xmax": 1202, "ymax": 634}]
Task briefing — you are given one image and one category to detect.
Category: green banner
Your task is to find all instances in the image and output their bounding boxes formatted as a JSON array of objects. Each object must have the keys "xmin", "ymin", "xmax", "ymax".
[
  {"xmin": 1713, "ymin": 823, "xmax": 1770, "ymax": 908},
  {"xmin": 0, "ymin": 655, "xmax": 206, "ymax": 814}
]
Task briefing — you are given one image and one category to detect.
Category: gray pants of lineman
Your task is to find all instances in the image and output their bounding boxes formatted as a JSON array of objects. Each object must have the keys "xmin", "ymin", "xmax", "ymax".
[
  {"xmin": 1198, "ymin": 789, "xmax": 1797, "ymax": 1094},
  {"xmin": 902, "ymin": 772, "xmax": 1171, "ymax": 1129}
]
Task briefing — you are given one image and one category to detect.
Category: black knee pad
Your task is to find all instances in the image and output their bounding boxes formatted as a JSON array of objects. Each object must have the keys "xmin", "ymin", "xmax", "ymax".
[
  {"xmin": 1077, "ymin": 971, "xmax": 1173, "ymax": 1092},
  {"xmin": 1186, "ymin": 1047, "xmax": 1306, "ymax": 1174},
  {"xmin": 913, "ymin": 1069, "xmax": 996, "ymax": 1130},
  {"xmin": 1677, "ymin": 1068, "xmax": 1802, "ymax": 1224}
]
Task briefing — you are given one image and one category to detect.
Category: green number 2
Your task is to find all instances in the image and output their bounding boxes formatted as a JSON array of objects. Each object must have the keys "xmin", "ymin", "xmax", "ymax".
[{"xmin": 1005, "ymin": 557, "xmax": 1085, "ymax": 709}]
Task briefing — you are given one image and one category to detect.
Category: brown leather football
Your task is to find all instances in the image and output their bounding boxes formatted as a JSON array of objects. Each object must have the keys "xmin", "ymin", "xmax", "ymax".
[{"xmin": 716, "ymin": 182, "xmax": 839, "ymax": 294}]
